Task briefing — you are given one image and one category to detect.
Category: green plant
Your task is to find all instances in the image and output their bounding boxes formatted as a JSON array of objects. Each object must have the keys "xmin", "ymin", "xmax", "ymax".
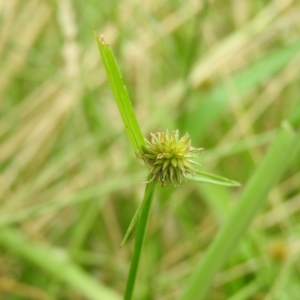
[
  {"xmin": 2, "ymin": 2, "xmax": 300, "ymax": 299},
  {"xmin": 94, "ymin": 32, "xmax": 240, "ymax": 300}
]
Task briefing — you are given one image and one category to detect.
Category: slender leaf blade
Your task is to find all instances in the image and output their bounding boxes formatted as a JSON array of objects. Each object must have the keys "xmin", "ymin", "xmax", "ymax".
[
  {"xmin": 124, "ymin": 181, "xmax": 156, "ymax": 300},
  {"xmin": 185, "ymin": 41, "xmax": 300, "ymax": 140},
  {"xmin": 180, "ymin": 122, "xmax": 300, "ymax": 300},
  {"xmin": 186, "ymin": 170, "xmax": 240, "ymax": 187},
  {"xmin": 94, "ymin": 32, "xmax": 145, "ymax": 156},
  {"xmin": 120, "ymin": 182, "xmax": 154, "ymax": 247},
  {"xmin": 0, "ymin": 228, "xmax": 121, "ymax": 300}
]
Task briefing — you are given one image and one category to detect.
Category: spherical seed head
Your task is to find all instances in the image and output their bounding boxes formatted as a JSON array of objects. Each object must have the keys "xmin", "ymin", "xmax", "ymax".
[{"xmin": 142, "ymin": 130, "xmax": 203, "ymax": 186}]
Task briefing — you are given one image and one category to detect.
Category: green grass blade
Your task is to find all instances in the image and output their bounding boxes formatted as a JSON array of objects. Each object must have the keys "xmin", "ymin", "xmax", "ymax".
[
  {"xmin": 179, "ymin": 122, "xmax": 300, "ymax": 300},
  {"xmin": 94, "ymin": 31, "xmax": 146, "ymax": 156},
  {"xmin": 287, "ymin": 96, "xmax": 300, "ymax": 128},
  {"xmin": 185, "ymin": 40, "xmax": 300, "ymax": 139},
  {"xmin": 120, "ymin": 196, "xmax": 145, "ymax": 248},
  {"xmin": 0, "ymin": 228, "xmax": 121, "ymax": 300},
  {"xmin": 186, "ymin": 170, "xmax": 240, "ymax": 187},
  {"xmin": 227, "ymin": 279, "xmax": 262, "ymax": 300},
  {"xmin": 124, "ymin": 181, "xmax": 156, "ymax": 300},
  {"xmin": 0, "ymin": 174, "xmax": 143, "ymax": 228}
]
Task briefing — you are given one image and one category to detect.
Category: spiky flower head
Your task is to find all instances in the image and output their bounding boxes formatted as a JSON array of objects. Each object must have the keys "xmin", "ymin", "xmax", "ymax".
[{"xmin": 142, "ymin": 130, "xmax": 203, "ymax": 186}]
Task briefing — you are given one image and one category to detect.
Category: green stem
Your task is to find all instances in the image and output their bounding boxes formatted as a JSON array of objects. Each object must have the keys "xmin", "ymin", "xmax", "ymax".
[{"xmin": 124, "ymin": 182, "xmax": 156, "ymax": 300}]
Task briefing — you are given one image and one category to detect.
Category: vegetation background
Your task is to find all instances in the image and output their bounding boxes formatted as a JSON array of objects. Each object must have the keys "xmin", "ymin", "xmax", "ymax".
[{"xmin": 0, "ymin": 0, "xmax": 300, "ymax": 299}]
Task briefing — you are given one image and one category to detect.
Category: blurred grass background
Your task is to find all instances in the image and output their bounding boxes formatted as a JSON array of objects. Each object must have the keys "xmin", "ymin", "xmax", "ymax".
[{"xmin": 1, "ymin": 0, "xmax": 300, "ymax": 299}]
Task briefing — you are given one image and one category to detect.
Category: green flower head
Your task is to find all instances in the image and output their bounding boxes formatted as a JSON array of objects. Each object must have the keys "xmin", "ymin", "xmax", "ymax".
[{"xmin": 142, "ymin": 130, "xmax": 203, "ymax": 186}]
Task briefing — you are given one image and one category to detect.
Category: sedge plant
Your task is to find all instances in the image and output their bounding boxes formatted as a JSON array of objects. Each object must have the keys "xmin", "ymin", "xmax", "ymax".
[{"xmin": 94, "ymin": 32, "xmax": 240, "ymax": 300}]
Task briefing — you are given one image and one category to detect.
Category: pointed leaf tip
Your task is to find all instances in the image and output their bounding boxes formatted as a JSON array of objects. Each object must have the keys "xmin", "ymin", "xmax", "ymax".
[{"xmin": 186, "ymin": 171, "xmax": 240, "ymax": 187}]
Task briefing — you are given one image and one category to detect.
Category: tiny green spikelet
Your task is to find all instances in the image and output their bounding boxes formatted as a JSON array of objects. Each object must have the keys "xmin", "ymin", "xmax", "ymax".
[{"xmin": 142, "ymin": 130, "xmax": 203, "ymax": 186}]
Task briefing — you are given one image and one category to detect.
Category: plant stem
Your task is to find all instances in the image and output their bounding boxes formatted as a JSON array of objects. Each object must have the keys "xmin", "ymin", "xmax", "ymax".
[{"xmin": 124, "ymin": 182, "xmax": 156, "ymax": 300}]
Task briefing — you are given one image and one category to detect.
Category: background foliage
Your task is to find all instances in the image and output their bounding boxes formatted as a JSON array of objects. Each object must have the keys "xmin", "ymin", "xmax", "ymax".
[{"xmin": 0, "ymin": 0, "xmax": 300, "ymax": 299}]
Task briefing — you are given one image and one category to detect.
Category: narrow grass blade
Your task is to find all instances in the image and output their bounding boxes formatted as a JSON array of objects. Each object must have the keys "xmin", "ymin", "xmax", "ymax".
[
  {"xmin": 180, "ymin": 122, "xmax": 300, "ymax": 300},
  {"xmin": 94, "ymin": 31, "xmax": 146, "ymax": 156},
  {"xmin": 0, "ymin": 174, "xmax": 143, "ymax": 228},
  {"xmin": 227, "ymin": 279, "xmax": 262, "ymax": 300},
  {"xmin": 120, "ymin": 198, "xmax": 144, "ymax": 248},
  {"xmin": 0, "ymin": 228, "xmax": 121, "ymax": 300},
  {"xmin": 185, "ymin": 41, "xmax": 300, "ymax": 139},
  {"xmin": 124, "ymin": 181, "xmax": 156, "ymax": 300},
  {"xmin": 186, "ymin": 170, "xmax": 240, "ymax": 187}
]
